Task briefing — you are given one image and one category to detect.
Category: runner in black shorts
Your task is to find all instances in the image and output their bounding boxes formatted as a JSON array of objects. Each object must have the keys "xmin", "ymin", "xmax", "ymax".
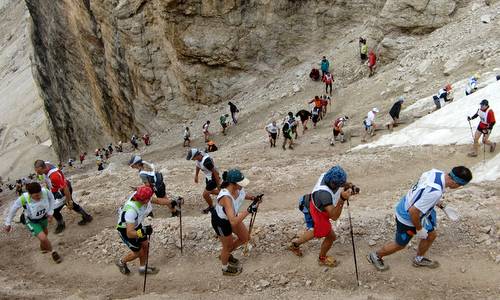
[
  {"xmin": 212, "ymin": 169, "xmax": 263, "ymax": 276},
  {"xmin": 187, "ymin": 149, "xmax": 221, "ymax": 214}
]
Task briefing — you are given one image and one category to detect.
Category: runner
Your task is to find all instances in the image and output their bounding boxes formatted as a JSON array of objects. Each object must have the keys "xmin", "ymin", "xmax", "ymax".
[
  {"xmin": 467, "ymin": 99, "xmax": 496, "ymax": 157},
  {"xmin": 96, "ymin": 155, "xmax": 104, "ymax": 171},
  {"xmin": 368, "ymin": 50, "xmax": 377, "ymax": 77},
  {"xmin": 322, "ymin": 72, "xmax": 333, "ymax": 96},
  {"xmin": 183, "ymin": 127, "xmax": 191, "ymax": 147},
  {"xmin": 129, "ymin": 155, "xmax": 179, "ymax": 217},
  {"xmin": 265, "ymin": 121, "xmax": 279, "ymax": 148},
  {"xmin": 142, "ymin": 134, "xmax": 151, "ymax": 146},
  {"xmin": 282, "ymin": 120, "xmax": 294, "ymax": 150},
  {"xmin": 79, "ymin": 152, "xmax": 86, "ymax": 165},
  {"xmin": 361, "ymin": 108, "xmax": 379, "ymax": 142},
  {"xmin": 34, "ymin": 160, "xmax": 93, "ymax": 234},
  {"xmin": 286, "ymin": 112, "xmax": 299, "ymax": 139},
  {"xmin": 228, "ymin": 102, "xmax": 239, "ymax": 125},
  {"xmin": 116, "ymin": 185, "xmax": 176, "ymax": 275},
  {"xmin": 432, "ymin": 84, "xmax": 453, "ymax": 110},
  {"xmin": 186, "ymin": 149, "xmax": 221, "ymax": 214},
  {"xmin": 211, "ymin": 169, "xmax": 262, "ymax": 275},
  {"xmin": 308, "ymin": 96, "xmax": 323, "ymax": 121},
  {"xmin": 131, "ymin": 135, "xmax": 139, "ymax": 150},
  {"xmin": 465, "ymin": 74, "xmax": 480, "ymax": 96},
  {"xmin": 295, "ymin": 109, "xmax": 312, "ymax": 134},
  {"xmin": 3, "ymin": 182, "xmax": 62, "ymax": 263},
  {"xmin": 202, "ymin": 121, "xmax": 211, "ymax": 142},
  {"xmin": 388, "ymin": 97, "xmax": 404, "ymax": 132},
  {"xmin": 330, "ymin": 115, "xmax": 349, "ymax": 146},
  {"xmin": 368, "ymin": 166, "xmax": 472, "ymax": 271},
  {"xmin": 220, "ymin": 114, "xmax": 230, "ymax": 136},
  {"xmin": 359, "ymin": 37, "xmax": 368, "ymax": 62},
  {"xmin": 288, "ymin": 165, "xmax": 357, "ymax": 267},
  {"xmin": 320, "ymin": 56, "xmax": 330, "ymax": 77}
]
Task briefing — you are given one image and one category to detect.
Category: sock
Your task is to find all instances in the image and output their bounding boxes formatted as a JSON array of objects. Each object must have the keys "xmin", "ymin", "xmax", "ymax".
[
  {"xmin": 221, "ymin": 264, "xmax": 228, "ymax": 271},
  {"xmin": 139, "ymin": 266, "xmax": 146, "ymax": 271},
  {"xmin": 415, "ymin": 256, "xmax": 424, "ymax": 262}
]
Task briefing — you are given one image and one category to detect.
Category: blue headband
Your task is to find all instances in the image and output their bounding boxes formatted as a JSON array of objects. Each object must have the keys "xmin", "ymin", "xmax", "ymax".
[{"xmin": 449, "ymin": 170, "xmax": 468, "ymax": 186}]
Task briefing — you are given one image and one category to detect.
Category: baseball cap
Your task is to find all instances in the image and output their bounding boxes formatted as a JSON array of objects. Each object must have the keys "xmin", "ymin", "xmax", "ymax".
[
  {"xmin": 480, "ymin": 99, "xmax": 489, "ymax": 106},
  {"xmin": 133, "ymin": 186, "xmax": 154, "ymax": 203},
  {"xmin": 372, "ymin": 107, "xmax": 379, "ymax": 113},
  {"xmin": 129, "ymin": 155, "xmax": 142, "ymax": 166},
  {"xmin": 224, "ymin": 169, "xmax": 249, "ymax": 187},
  {"xmin": 186, "ymin": 148, "xmax": 200, "ymax": 160}
]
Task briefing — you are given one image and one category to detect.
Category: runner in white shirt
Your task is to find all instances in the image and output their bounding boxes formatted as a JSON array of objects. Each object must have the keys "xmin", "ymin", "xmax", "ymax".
[
  {"xmin": 265, "ymin": 121, "xmax": 279, "ymax": 148},
  {"xmin": 186, "ymin": 148, "xmax": 221, "ymax": 214},
  {"xmin": 202, "ymin": 121, "xmax": 211, "ymax": 142},
  {"xmin": 3, "ymin": 182, "xmax": 62, "ymax": 263},
  {"xmin": 368, "ymin": 166, "xmax": 472, "ymax": 271},
  {"xmin": 115, "ymin": 185, "xmax": 178, "ymax": 275},
  {"xmin": 361, "ymin": 108, "xmax": 379, "ymax": 142}
]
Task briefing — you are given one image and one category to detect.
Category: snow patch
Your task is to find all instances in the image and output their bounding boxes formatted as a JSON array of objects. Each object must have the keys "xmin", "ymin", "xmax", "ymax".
[
  {"xmin": 471, "ymin": 152, "xmax": 500, "ymax": 183},
  {"xmin": 355, "ymin": 76, "xmax": 499, "ymax": 150}
]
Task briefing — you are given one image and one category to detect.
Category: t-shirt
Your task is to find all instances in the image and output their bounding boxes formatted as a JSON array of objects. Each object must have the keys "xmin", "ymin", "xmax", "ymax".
[
  {"xmin": 305, "ymin": 174, "xmax": 341, "ymax": 212},
  {"xmin": 389, "ymin": 101, "xmax": 402, "ymax": 119},
  {"xmin": 365, "ymin": 111, "xmax": 376, "ymax": 126},
  {"xmin": 220, "ymin": 115, "xmax": 227, "ymax": 126},
  {"xmin": 5, "ymin": 188, "xmax": 54, "ymax": 225},
  {"xmin": 296, "ymin": 110, "xmax": 312, "ymax": 121},
  {"xmin": 395, "ymin": 169, "xmax": 445, "ymax": 227},
  {"xmin": 138, "ymin": 161, "xmax": 156, "ymax": 184},
  {"xmin": 117, "ymin": 194, "xmax": 153, "ymax": 229},
  {"xmin": 229, "ymin": 103, "xmax": 238, "ymax": 113},
  {"xmin": 334, "ymin": 117, "xmax": 347, "ymax": 129},
  {"xmin": 196, "ymin": 154, "xmax": 215, "ymax": 180},
  {"xmin": 266, "ymin": 123, "xmax": 278, "ymax": 134}
]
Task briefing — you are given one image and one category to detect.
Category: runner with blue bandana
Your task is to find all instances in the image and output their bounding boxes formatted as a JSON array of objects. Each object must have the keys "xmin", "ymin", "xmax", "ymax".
[{"xmin": 368, "ymin": 166, "xmax": 472, "ymax": 271}]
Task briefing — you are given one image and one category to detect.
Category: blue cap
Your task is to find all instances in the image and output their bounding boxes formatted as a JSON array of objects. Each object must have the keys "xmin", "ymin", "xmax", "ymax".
[{"xmin": 324, "ymin": 165, "xmax": 347, "ymax": 186}]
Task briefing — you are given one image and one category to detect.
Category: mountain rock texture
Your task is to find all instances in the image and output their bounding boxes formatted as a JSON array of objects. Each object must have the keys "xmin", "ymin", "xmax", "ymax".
[{"xmin": 25, "ymin": 0, "xmax": 459, "ymax": 159}]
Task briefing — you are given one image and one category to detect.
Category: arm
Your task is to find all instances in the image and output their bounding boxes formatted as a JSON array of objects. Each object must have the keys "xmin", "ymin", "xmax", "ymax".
[
  {"xmin": 409, "ymin": 206, "xmax": 423, "ymax": 231},
  {"xmin": 4, "ymin": 198, "xmax": 22, "ymax": 227},
  {"xmin": 62, "ymin": 185, "xmax": 74, "ymax": 208},
  {"xmin": 125, "ymin": 223, "xmax": 142, "ymax": 239},
  {"xmin": 194, "ymin": 166, "xmax": 200, "ymax": 183},
  {"xmin": 151, "ymin": 195, "xmax": 171, "ymax": 206},
  {"xmin": 469, "ymin": 111, "xmax": 479, "ymax": 120},
  {"xmin": 324, "ymin": 190, "xmax": 350, "ymax": 221},
  {"xmin": 220, "ymin": 196, "xmax": 249, "ymax": 227},
  {"xmin": 212, "ymin": 168, "xmax": 221, "ymax": 187},
  {"xmin": 47, "ymin": 190, "xmax": 55, "ymax": 217}
]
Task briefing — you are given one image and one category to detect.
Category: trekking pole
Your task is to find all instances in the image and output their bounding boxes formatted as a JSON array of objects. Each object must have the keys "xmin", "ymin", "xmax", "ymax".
[
  {"xmin": 243, "ymin": 209, "xmax": 258, "ymax": 256},
  {"xmin": 483, "ymin": 143, "xmax": 486, "ymax": 165},
  {"xmin": 467, "ymin": 120, "xmax": 474, "ymax": 142},
  {"xmin": 346, "ymin": 199, "xmax": 360, "ymax": 287},
  {"xmin": 143, "ymin": 234, "xmax": 151, "ymax": 294},
  {"xmin": 179, "ymin": 198, "xmax": 183, "ymax": 255}
]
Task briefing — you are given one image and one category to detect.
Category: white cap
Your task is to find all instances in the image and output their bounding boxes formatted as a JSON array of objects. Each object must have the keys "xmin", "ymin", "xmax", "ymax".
[
  {"xmin": 186, "ymin": 148, "xmax": 200, "ymax": 160},
  {"xmin": 372, "ymin": 107, "xmax": 379, "ymax": 113}
]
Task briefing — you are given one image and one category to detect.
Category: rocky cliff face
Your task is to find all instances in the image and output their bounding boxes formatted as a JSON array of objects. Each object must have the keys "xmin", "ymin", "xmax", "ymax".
[{"xmin": 25, "ymin": 0, "xmax": 459, "ymax": 159}]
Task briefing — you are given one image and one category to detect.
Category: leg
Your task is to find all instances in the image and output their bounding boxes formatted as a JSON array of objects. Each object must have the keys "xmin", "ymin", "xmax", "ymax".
[
  {"xmin": 471, "ymin": 130, "xmax": 481, "ymax": 155},
  {"xmin": 376, "ymin": 241, "xmax": 405, "ymax": 258},
  {"xmin": 230, "ymin": 221, "xmax": 250, "ymax": 251},
  {"xmin": 219, "ymin": 235, "xmax": 234, "ymax": 266},
  {"xmin": 292, "ymin": 230, "xmax": 314, "ymax": 246},
  {"xmin": 138, "ymin": 239, "xmax": 149, "ymax": 266},
  {"xmin": 416, "ymin": 231, "xmax": 437, "ymax": 257},
  {"xmin": 202, "ymin": 190, "xmax": 214, "ymax": 207},
  {"xmin": 37, "ymin": 231, "xmax": 52, "ymax": 253},
  {"xmin": 319, "ymin": 230, "xmax": 336, "ymax": 258},
  {"xmin": 72, "ymin": 202, "xmax": 93, "ymax": 224}
]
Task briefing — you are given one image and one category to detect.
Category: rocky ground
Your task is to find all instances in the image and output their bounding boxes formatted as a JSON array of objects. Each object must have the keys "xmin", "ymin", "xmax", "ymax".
[{"xmin": 1, "ymin": 0, "xmax": 500, "ymax": 299}]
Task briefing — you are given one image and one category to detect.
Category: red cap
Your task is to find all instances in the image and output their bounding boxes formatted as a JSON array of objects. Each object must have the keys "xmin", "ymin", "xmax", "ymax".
[{"xmin": 134, "ymin": 186, "xmax": 153, "ymax": 203}]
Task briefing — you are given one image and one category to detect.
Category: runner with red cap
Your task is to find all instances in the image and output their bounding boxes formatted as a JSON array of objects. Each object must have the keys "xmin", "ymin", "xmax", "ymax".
[{"xmin": 116, "ymin": 185, "xmax": 178, "ymax": 275}]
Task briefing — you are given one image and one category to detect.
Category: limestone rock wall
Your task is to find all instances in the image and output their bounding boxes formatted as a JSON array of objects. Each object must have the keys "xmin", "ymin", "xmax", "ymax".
[{"xmin": 24, "ymin": 0, "xmax": 458, "ymax": 159}]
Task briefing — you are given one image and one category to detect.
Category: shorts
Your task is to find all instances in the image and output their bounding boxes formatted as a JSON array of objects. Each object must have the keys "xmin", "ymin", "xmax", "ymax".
[
  {"xmin": 312, "ymin": 115, "xmax": 319, "ymax": 123},
  {"xmin": 390, "ymin": 113, "xmax": 398, "ymax": 121},
  {"xmin": 394, "ymin": 216, "xmax": 435, "ymax": 247},
  {"xmin": 360, "ymin": 53, "xmax": 367, "ymax": 60},
  {"xmin": 154, "ymin": 182, "xmax": 166, "ymax": 198},
  {"xmin": 26, "ymin": 217, "xmax": 48, "ymax": 236},
  {"xmin": 205, "ymin": 178, "xmax": 217, "ymax": 191},
  {"xmin": 221, "ymin": 124, "xmax": 227, "ymax": 129},
  {"xmin": 270, "ymin": 132, "xmax": 277, "ymax": 140},
  {"xmin": 333, "ymin": 129, "xmax": 340, "ymax": 137},
  {"xmin": 211, "ymin": 211, "xmax": 232, "ymax": 237},
  {"xmin": 118, "ymin": 226, "xmax": 147, "ymax": 252},
  {"xmin": 283, "ymin": 132, "xmax": 292, "ymax": 140},
  {"xmin": 184, "ymin": 137, "xmax": 190, "ymax": 141}
]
